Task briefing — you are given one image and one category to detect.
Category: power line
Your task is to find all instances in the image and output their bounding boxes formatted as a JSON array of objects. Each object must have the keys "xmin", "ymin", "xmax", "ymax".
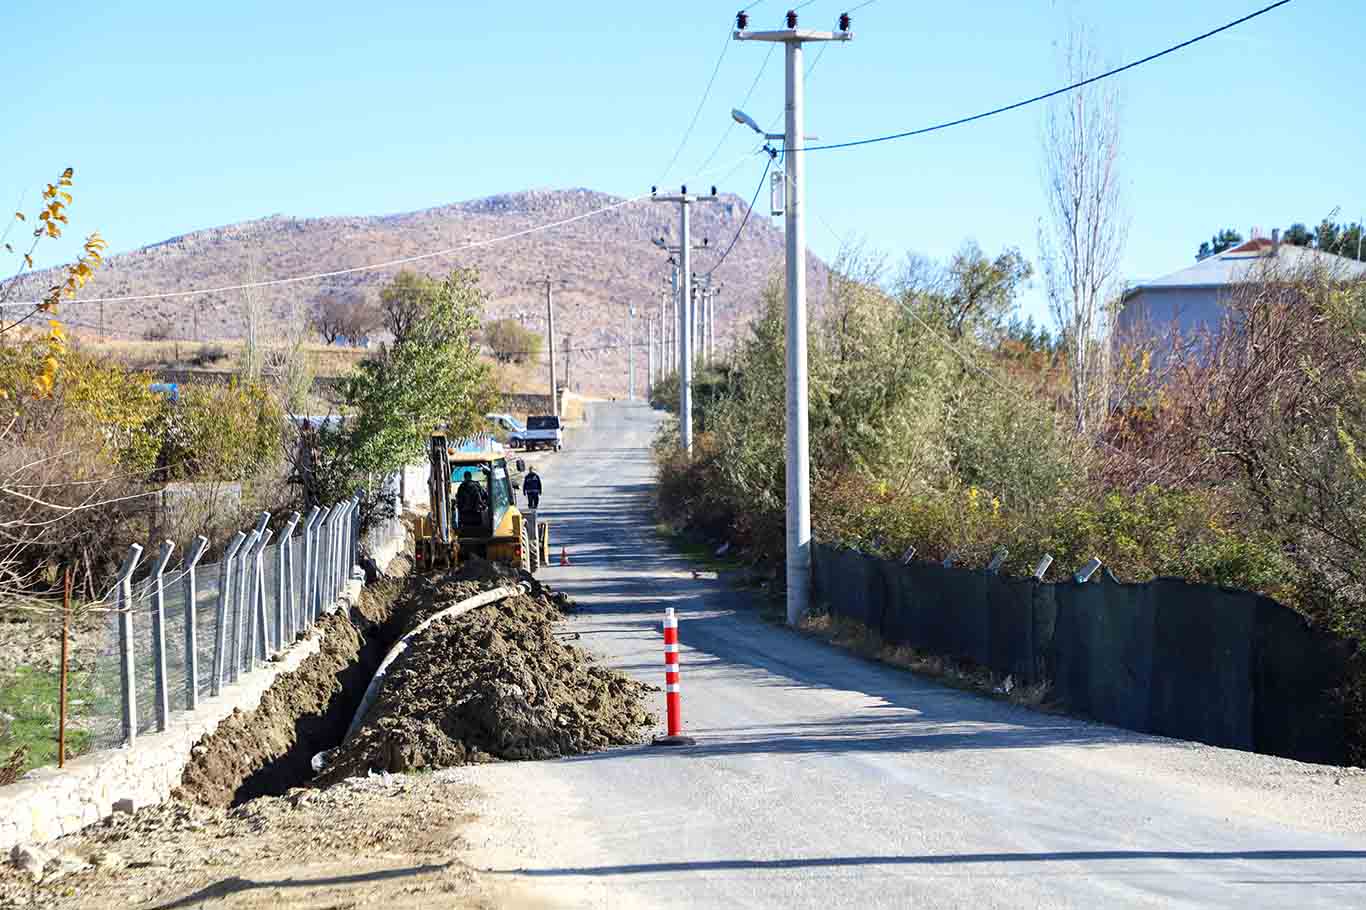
[
  {"xmin": 658, "ymin": 25, "xmax": 735, "ymax": 181},
  {"xmin": 785, "ymin": 0, "xmax": 1294, "ymax": 153},
  {"xmin": 24, "ymin": 195, "xmax": 652, "ymax": 307},
  {"xmin": 695, "ymin": 42, "xmax": 777, "ymax": 174},
  {"xmin": 706, "ymin": 155, "xmax": 774, "ymax": 278}
]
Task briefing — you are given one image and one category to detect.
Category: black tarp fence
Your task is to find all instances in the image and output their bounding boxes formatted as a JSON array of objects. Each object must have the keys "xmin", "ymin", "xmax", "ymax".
[{"xmin": 812, "ymin": 543, "xmax": 1350, "ymax": 764}]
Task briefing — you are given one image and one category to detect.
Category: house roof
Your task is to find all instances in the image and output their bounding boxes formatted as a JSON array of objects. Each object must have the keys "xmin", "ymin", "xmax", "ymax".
[{"xmin": 1125, "ymin": 239, "xmax": 1366, "ymax": 298}]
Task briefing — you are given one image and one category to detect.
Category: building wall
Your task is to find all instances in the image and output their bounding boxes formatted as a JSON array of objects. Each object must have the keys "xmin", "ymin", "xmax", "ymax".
[{"xmin": 1116, "ymin": 287, "xmax": 1229, "ymax": 346}]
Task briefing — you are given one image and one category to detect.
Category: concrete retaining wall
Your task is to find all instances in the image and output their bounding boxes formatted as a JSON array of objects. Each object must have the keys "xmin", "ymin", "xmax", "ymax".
[
  {"xmin": 0, "ymin": 574, "xmax": 366, "ymax": 851},
  {"xmin": 812, "ymin": 543, "xmax": 1352, "ymax": 764}
]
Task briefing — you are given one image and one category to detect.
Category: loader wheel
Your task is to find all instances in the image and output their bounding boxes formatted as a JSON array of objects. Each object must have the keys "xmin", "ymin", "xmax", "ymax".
[{"xmin": 519, "ymin": 522, "xmax": 532, "ymax": 574}]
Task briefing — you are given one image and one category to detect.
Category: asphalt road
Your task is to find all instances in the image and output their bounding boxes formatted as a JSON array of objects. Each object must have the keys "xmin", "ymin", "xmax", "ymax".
[{"xmin": 450, "ymin": 401, "xmax": 1366, "ymax": 909}]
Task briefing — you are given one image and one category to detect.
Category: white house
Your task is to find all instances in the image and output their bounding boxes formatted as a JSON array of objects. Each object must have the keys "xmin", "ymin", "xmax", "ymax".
[{"xmin": 1117, "ymin": 230, "xmax": 1366, "ymax": 344}]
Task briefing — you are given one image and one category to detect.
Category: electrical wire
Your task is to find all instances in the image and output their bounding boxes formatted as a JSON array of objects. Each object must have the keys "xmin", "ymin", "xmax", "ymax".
[
  {"xmin": 658, "ymin": 25, "xmax": 735, "ymax": 182},
  {"xmin": 695, "ymin": 42, "xmax": 776, "ymax": 174},
  {"xmin": 706, "ymin": 154, "xmax": 774, "ymax": 278},
  {"xmin": 19, "ymin": 195, "xmax": 651, "ymax": 307},
  {"xmin": 784, "ymin": 0, "xmax": 1293, "ymax": 153}
]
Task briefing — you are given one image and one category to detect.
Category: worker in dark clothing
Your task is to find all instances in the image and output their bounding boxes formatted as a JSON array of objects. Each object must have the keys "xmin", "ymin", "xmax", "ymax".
[
  {"xmin": 523, "ymin": 467, "xmax": 543, "ymax": 509},
  {"xmin": 455, "ymin": 469, "xmax": 488, "ymax": 528}
]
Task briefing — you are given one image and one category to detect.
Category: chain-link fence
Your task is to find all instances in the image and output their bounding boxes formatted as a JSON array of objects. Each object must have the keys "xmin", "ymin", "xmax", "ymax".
[{"xmin": 81, "ymin": 492, "xmax": 396, "ymax": 750}]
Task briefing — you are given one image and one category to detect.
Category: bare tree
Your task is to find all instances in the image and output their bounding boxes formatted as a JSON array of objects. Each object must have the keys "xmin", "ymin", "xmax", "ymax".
[
  {"xmin": 1039, "ymin": 25, "xmax": 1127, "ymax": 434},
  {"xmin": 311, "ymin": 290, "xmax": 377, "ymax": 345}
]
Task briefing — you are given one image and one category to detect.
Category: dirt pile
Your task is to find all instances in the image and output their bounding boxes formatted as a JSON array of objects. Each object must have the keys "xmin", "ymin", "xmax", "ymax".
[
  {"xmin": 175, "ymin": 569, "xmax": 409, "ymax": 808},
  {"xmin": 318, "ymin": 560, "xmax": 653, "ymax": 782}
]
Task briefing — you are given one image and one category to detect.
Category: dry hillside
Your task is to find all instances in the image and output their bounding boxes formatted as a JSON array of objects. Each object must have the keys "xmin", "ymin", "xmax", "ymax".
[{"xmin": 10, "ymin": 189, "xmax": 830, "ymax": 395}]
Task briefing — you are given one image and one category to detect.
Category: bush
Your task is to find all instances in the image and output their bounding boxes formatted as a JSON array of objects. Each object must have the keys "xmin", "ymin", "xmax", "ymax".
[{"xmin": 159, "ymin": 381, "xmax": 284, "ymax": 482}]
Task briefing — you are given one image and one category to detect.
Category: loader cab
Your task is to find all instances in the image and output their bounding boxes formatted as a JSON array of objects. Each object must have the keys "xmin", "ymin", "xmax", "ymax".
[{"xmin": 451, "ymin": 458, "xmax": 513, "ymax": 535}]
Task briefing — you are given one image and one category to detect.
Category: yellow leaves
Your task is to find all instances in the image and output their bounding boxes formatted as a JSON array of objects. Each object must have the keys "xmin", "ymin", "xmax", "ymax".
[
  {"xmin": 13, "ymin": 211, "xmax": 24, "ymax": 222},
  {"xmin": 23, "ymin": 254, "xmax": 33, "ymax": 269}
]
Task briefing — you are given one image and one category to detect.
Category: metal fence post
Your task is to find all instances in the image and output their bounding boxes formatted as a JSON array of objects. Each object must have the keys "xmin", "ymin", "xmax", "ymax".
[
  {"xmin": 212, "ymin": 532, "xmax": 247, "ymax": 696},
  {"xmin": 315, "ymin": 506, "xmax": 333, "ymax": 619},
  {"xmin": 300, "ymin": 506, "xmax": 322, "ymax": 630},
  {"xmin": 279, "ymin": 511, "xmax": 301, "ymax": 646},
  {"xmin": 242, "ymin": 513, "xmax": 270, "ymax": 673},
  {"xmin": 115, "ymin": 544, "xmax": 144, "ymax": 745},
  {"xmin": 247, "ymin": 528, "xmax": 273, "ymax": 671},
  {"xmin": 231, "ymin": 528, "xmax": 259, "ymax": 684},
  {"xmin": 148, "ymin": 540, "xmax": 176, "ymax": 733},
  {"xmin": 182, "ymin": 535, "xmax": 209, "ymax": 711}
]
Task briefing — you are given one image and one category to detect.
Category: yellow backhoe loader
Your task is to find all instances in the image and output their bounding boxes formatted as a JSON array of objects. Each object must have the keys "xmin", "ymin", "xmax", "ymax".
[{"xmin": 414, "ymin": 433, "xmax": 549, "ymax": 574}]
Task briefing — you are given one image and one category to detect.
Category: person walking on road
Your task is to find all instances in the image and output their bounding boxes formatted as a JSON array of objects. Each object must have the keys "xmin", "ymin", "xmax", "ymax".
[{"xmin": 523, "ymin": 466, "xmax": 543, "ymax": 510}]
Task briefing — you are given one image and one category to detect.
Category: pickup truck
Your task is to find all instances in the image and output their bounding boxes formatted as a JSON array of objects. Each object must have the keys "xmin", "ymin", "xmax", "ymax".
[{"xmin": 519, "ymin": 415, "xmax": 563, "ymax": 452}]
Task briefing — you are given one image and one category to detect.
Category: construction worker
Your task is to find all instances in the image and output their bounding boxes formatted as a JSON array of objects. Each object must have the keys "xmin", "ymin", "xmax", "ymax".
[
  {"xmin": 523, "ymin": 466, "xmax": 543, "ymax": 509},
  {"xmin": 455, "ymin": 469, "xmax": 487, "ymax": 527}
]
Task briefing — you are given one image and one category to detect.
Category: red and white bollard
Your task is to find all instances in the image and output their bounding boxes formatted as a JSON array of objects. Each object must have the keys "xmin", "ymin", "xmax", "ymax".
[{"xmin": 652, "ymin": 607, "xmax": 695, "ymax": 746}]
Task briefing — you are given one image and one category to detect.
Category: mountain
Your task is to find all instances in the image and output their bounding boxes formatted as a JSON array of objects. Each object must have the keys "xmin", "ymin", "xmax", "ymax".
[{"xmin": 12, "ymin": 188, "xmax": 830, "ymax": 396}]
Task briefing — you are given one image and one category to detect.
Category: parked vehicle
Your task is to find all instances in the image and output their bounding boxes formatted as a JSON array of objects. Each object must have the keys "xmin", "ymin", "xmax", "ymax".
[
  {"xmin": 522, "ymin": 415, "xmax": 563, "ymax": 451},
  {"xmin": 485, "ymin": 412, "xmax": 528, "ymax": 448}
]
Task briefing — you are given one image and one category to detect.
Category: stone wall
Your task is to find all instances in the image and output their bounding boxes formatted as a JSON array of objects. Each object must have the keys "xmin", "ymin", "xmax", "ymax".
[{"xmin": 0, "ymin": 574, "xmax": 366, "ymax": 850}]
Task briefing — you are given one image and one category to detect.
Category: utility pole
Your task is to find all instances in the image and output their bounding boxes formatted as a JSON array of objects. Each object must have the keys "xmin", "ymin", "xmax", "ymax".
[
  {"xmin": 650, "ymin": 183, "xmax": 722, "ymax": 455},
  {"xmin": 544, "ymin": 278, "xmax": 559, "ymax": 417},
  {"xmin": 627, "ymin": 305, "xmax": 637, "ymax": 400},
  {"xmin": 736, "ymin": 9, "xmax": 852, "ymax": 625},
  {"xmin": 564, "ymin": 333, "xmax": 572, "ymax": 393},
  {"xmin": 708, "ymin": 284, "xmax": 721, "ymax": 364},
  {"xmin": 652, "ymin": 225, "xmax": 715, "ymax": 426},
  {"xmin": 646, "ymin": 314, "xmax": 655, "ymax": 397}
]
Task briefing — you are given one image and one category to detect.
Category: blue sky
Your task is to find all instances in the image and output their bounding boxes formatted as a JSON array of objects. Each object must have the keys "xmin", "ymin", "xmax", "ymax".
[{"xmin": 3, "ymin": 0, "xmax": 1359, "ymax": 322}]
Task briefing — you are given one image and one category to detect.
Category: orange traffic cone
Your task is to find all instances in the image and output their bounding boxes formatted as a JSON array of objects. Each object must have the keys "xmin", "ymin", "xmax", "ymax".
[{"xmin": 559, "ymin": 545, "xmax": 570, "ymax": 566}]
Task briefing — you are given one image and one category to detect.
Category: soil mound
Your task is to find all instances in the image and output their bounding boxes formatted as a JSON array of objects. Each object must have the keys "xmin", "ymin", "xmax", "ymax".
[{"xmin": 317, "ymin": 561, "xmax": 653, "ymax": 782}]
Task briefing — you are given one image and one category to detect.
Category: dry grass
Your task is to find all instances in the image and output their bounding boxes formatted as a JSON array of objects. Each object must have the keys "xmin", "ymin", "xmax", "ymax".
[
  {"xmin": 799, "ymin": 609, "xmax": 1056, "ymax": 710},
  {"xmin": 72, "ymin": 337, "xmax": 369, "ymax": 378}
]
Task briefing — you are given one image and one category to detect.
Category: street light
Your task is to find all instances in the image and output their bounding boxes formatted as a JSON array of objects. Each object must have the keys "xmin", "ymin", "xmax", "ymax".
[{"xmin": 732, "ymin": 108, "xmax": 784, "ymax": 141}]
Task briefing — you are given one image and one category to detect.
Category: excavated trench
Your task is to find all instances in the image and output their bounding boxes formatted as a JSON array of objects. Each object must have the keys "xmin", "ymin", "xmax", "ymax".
[
  {"xmin": 175, "ymin": 557, "xmax": 655, "ymax": 809},
  {"xmin": 175, "ymin": 561, "xmax": 414, "ymax": 808}
]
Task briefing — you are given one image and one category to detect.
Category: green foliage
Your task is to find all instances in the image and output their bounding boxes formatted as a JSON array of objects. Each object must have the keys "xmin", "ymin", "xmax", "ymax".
[
  {"xmin": 314, "ymin": 269, "xmax": 496, "ymax": 512},
  {"xmin": 1196, "ymin": 228, "xmax": 1244, "ymax": 261},
  {"xmin": 0, "ymin": 666, "xmax": 94, "ymax": 775},
  {"xmin": 484, "ymin": 318, "xmax": 543, "ymax": 364},
  {"xmin": 160, "ymin": 381, "xmax": 283, "ymax": 481}
]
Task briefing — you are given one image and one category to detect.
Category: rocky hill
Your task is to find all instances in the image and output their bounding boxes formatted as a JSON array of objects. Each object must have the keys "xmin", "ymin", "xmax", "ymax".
[{"xmin": 13, "ymin": 188, "xmax": 830, "ymax": 395}]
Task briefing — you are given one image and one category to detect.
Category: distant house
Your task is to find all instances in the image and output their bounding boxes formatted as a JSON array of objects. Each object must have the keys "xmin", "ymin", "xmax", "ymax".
[{"xmin": 1117, "ymin": 230, "xmax": 1366, "ymax": 345}]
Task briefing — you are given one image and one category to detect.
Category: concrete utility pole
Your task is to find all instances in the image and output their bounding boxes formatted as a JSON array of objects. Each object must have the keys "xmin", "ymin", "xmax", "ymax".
[
  {"xmin": 651, "ymin": 230, "xmax": 712, "ymax": 416},
  {"xmin": 564, "ymin": 334, "xmax": 572, "ymax": 392},
  {"xmin": 736, "ymin": 9, "xmax": 852, "ymax": 625},
  {"xmin": 627, "ymin": 305, "xmax": 637, "ymax": 400},
  {"xmin": 708, "ymin": 284, "xmax": 721, "ymax": 364},
  {"xmin": 651, "ymin": 184, "xmax": 720, "ymax": 454},
  {"xmin": 544, "ymin": 278, "xmax": 559, "ymax": 417},
  {"xmin": 646, "ymin": 314, "xmax": 656, "ymax": 397}
]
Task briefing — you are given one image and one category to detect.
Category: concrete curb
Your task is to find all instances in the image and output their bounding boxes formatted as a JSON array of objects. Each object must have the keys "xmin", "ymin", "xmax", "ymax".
[{"xmin": 0, "ymin": 572, "xmax": 367, "ymax": 851}]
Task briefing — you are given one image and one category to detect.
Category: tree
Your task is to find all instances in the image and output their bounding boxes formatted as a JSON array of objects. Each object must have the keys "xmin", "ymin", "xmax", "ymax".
[
  {"xmin": 1283, "ymin": 223, "xmax": 1314, "ymax": 248},
  {"xmin": 484, "ymin": 318, "xmax": 543, "ymax": 364},
  {"xmin": 900, "ymin": 242, "xmax": 1031, "ymax": 341},
  {"xmin": 311, "ymin": 290, "xmax": 378, "ymax": 345},
  {"xmin": 318, "ymin": 268, "xmax": 497, "ymax": 509},
  {"xmin": 1039, "ymin": 25, "xmax": 1127, "ymax": 435},
  {"xmin": 377, "ymin": 271, "xmax": 441, "ymax": 346},
  {"xmin": 1196, "ymin": 228, "xmax": 1243, "ymax": 261},
  {"xmin": 1196, "ymin": 221, "xmax": 1364, "ymax": 261}
]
